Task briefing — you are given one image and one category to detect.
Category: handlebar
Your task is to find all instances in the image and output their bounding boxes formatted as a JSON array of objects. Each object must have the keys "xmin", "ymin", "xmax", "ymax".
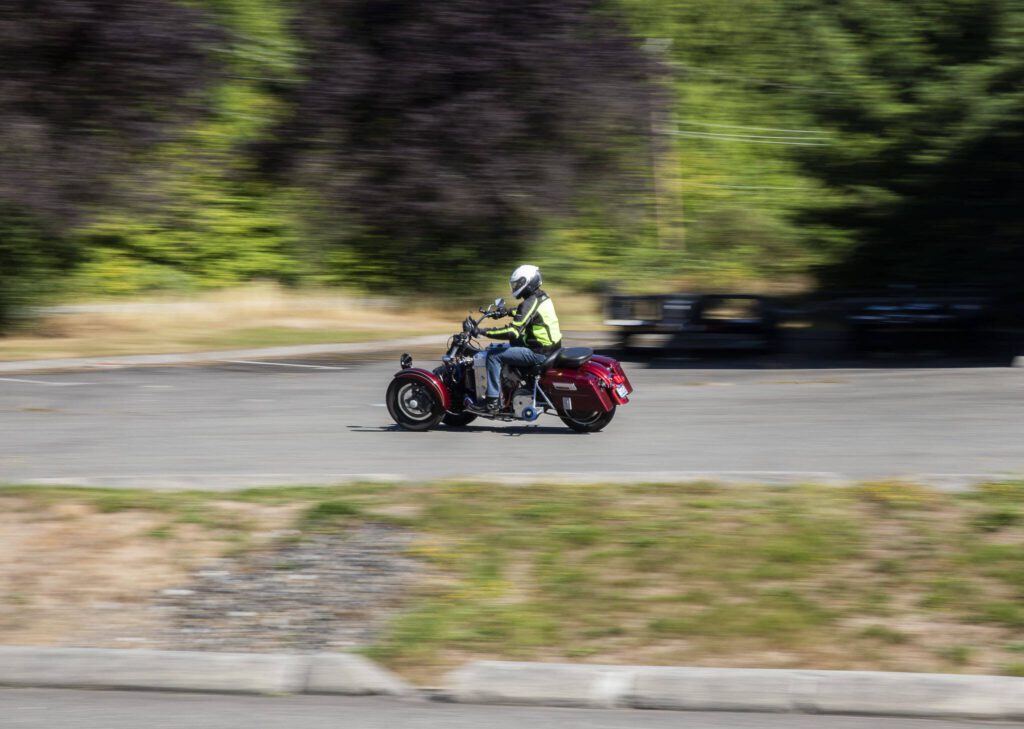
[{"xmin": 447, "ymin": 303, "xmax": 511, "ymax": 358}]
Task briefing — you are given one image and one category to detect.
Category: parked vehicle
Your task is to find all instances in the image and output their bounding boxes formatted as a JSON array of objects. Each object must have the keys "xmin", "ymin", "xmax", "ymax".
[
  {"xmin": 605, "ymin": 293, "xmax": 779, "ymax": 352},
  {"xmin": 387, "ymin": 299, "xmax": 633, "ymax": 432}
]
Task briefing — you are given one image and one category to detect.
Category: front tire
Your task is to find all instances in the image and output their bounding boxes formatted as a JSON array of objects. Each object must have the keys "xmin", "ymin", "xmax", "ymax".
[
  {"xmin": 386, "ymin": 378, "xmax": 445, "ymax": 431},
  {"xmin": 558, "ymin": 404, "xmax": 616, "ymax": 433}
]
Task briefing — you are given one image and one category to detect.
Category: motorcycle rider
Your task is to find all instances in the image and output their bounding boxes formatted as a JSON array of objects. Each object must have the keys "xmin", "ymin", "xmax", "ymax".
[{"xmin": 468, "ymin": 264, "xmax": 562, "ymax": 415}]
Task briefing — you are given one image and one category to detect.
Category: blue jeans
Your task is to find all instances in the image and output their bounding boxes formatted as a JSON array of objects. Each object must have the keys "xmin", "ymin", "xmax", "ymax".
[{"xmin": 485, "ymin": 344, "xmax": 547, "ymax": 398}]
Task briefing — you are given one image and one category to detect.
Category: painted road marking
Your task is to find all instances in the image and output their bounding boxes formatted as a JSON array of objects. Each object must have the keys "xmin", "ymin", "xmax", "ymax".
[
  {"xmin": 0, "ymin": 377, "xmax": 94, "ymax": 387},
  {"xmin": 221, "ymin": 360, "xmax": 349, "ymax": 371}
]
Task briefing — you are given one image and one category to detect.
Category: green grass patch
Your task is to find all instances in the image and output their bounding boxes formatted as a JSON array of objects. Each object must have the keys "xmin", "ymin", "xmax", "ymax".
[
  {"xmin": 937, "ymin": 645, "xmax": 974, "ymax": 666},
  {"xmin": 302, "ymin": 499, "xmax": 363, "ymax": 529},
  {"xmin": 1003, "ymin": 663, "xmax": 1024, "ymax": 677},
  {"xmin": 859, "ymin": 624, "xmax": 912, "ymax": 645}
]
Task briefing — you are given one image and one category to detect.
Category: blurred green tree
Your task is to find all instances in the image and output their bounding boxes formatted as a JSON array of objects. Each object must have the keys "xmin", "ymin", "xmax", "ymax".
[
  {"xmin": 68, "ymin": 0, "xmax": 306, "ymax": 295},
  {"xmin": 794, "ymin": 0, "xmax": 1024, "ymax": 289}
]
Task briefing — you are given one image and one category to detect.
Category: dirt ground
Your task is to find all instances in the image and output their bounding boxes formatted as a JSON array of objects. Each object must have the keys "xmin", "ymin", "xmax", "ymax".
[{"xmin": 0, "ymin": 497, "xmax": 297, "ymax": 647}]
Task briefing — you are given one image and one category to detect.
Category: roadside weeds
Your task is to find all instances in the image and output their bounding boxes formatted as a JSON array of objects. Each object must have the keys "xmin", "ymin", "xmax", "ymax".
[{"xmin": 1, "ymin": 479, "xmax": 1023, "ymax": 684}]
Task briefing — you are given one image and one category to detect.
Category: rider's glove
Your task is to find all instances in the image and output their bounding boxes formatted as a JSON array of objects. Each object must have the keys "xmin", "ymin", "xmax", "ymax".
[{"xmin": 475, "ymin": 326, "xmax": 488, "ymax": 337}]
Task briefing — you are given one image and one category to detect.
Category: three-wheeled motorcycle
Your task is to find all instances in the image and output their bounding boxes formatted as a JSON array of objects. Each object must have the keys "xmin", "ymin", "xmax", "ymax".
[{"xmin": 386, "ymin": 298, "xmax": 633, "ymax": 432}]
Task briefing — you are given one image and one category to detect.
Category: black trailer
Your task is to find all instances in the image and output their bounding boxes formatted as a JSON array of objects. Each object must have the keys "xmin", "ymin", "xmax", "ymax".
[{"xmin": 604, "ymin": 293, "xmax": 780, "ymax": 352}]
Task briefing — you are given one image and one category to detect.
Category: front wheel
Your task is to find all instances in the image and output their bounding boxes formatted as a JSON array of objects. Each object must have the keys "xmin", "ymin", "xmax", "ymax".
[
  {"xmin": 387, "ymin": 378, "xmax": 445, "ymax": 431},
  {"xmin": 558, "ymin": 403, "xmax": 616, "ymax": 433}
]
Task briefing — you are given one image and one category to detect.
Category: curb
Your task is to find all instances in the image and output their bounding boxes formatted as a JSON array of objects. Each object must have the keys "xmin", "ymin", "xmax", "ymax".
[
  {"xmin": 442, "ymin": 661, "xmax": 1024, "ymax": 721},
  {"xmin": 11, "ymin": 471, "xmax": 1021, "ymax": 492},
  {"xmin": 0, "ymin": 335, "xmax": 449, "ymax": 374},
  {"xmin": 0, "ymin": 331, "xmax": 610, "ymax": 374},
  {"xmin": 0, "ymin": 647, "xmax": 411, "ymax": 696},
  {"xmin": 478, "ymin": 471, "xmax": 1020, "ymax": 492}
]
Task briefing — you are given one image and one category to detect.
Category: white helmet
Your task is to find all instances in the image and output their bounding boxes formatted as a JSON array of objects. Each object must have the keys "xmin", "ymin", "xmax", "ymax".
[{"xmin": 509, "ymin": 264, "xmax": 542, "ymax": 299}]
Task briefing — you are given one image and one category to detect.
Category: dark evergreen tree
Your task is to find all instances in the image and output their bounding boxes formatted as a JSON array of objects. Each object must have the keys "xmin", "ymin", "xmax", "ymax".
[
  {"xmin": 0, "ymin": 0, "xmax": 223, "ymax": 217},
  {"xmin": 795, "ymin": 0, "xmax": 1024, "ymax": 290},
  {"xmin": 261, "ymin": 0, "xmax": 660, "ymax": 290},
  {"xmin": 0, "ymin": 0, "xmax": 223, "ymax": 326}
]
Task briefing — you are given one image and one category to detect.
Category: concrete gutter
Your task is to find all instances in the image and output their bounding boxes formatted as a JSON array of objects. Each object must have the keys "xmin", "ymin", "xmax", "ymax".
[
  {"xmin": 0, "ymin": 647, "xmax": 410, "ymax": 696},
  {"xmin": 443, "ymin": 661, "xmax": 1024, "ymax": 721}
]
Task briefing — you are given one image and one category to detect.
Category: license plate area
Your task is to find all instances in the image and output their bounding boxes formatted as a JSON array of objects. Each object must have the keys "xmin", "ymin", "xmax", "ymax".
[{"xmin": 615, "ymin": 384, "xmax": 628, "ymax": 399}]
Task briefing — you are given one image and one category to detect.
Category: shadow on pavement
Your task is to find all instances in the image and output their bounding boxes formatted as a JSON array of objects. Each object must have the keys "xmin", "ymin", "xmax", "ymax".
[
  {"xmin": 348, "ymin": 424, "xmax": 582, "ymax": 436},
  {"xmin": 599, "ymin": 340, "xmax": 1020, "ymax": 371}
]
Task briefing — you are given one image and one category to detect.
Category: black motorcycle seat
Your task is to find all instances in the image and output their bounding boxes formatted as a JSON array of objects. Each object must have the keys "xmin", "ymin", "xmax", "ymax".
[
  {"xmin": 555, "ymin": 347, "xmax": 593, "ymax": 369},
  {"xmin": 519, "ymin": 347, "xmax": 593, "ymax": 376}
]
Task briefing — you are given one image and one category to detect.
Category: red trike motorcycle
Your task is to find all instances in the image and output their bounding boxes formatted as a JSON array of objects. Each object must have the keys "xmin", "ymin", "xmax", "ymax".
[{"xmin": 386, "ymin": 298, "xmax": 633, "ymax": 432}]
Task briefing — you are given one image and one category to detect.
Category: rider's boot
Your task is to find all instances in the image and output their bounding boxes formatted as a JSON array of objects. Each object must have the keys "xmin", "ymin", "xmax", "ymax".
[{"xmin": 467, "ymin": 396, "xmax": 500, "ymax": 416}]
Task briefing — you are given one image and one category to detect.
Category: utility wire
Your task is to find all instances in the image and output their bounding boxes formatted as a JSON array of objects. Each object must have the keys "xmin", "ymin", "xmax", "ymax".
[
  {"xmin": 677, "ymin": 119, "xmax": 827, "ymax": 135},
  {"xmin": 678, "ymin": 130, "xmax": 825, "ymax": 141},
  {"xmin": 675, "ymin": 129, "xmax": 830, "ymax": 146},
  {"xmin": 683, "ymin": 182, "xmax": 811, "ymax": 190}
]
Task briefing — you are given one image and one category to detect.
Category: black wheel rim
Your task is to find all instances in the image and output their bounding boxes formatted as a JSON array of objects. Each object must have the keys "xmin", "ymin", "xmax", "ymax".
[{"xmin": 397, "ymin": 382, "xmax": 435, "ymax": 421}]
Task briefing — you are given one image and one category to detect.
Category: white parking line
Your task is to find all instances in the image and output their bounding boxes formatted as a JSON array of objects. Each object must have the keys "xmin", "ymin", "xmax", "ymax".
[
  {"xmin": 0, "ymin": 377, "xmax": 94, "ymax": 387},
  {"xmin": 221, "ymin": 360, "xmax": 349, "ymax": 371}
]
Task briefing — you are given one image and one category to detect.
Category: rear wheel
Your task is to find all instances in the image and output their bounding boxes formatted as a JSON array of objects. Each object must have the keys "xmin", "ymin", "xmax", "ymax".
[
  {"xmin": 386, "ymin": 378, "xmax": 445, "ymax": 431},
  {"xmin": 558, "ymin": 404, "xmax": 616, "ymax": 433},
  {"xmin": 442, "ymin": 411, "xmax": 477, "ymax": 427}
]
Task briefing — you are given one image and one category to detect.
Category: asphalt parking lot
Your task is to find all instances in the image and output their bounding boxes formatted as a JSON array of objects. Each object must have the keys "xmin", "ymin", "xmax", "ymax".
[
  {"xmin": 3, "ymin": 690, "xmax": 1021, "ymax": 729},
  {"xmin": 1, "ymin": 347, "xmax": 1022, "ymax": 488}
]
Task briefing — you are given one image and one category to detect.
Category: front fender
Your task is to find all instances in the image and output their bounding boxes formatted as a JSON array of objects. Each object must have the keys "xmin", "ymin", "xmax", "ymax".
[{"xmin": 392, "ymin": 368, "xmax": 451, "ymax": 411}]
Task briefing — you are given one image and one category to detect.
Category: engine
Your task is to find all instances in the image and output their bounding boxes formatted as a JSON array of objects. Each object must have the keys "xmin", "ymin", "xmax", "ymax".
[{"xmin": 511, "ymin": 387, "xmax": 534, "ymax": 418}]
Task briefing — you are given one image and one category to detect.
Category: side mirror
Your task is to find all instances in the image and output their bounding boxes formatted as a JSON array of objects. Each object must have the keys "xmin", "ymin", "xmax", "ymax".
[{"xmin": 495, "ymin": 297, "xmax": 505, "ymax": 308}]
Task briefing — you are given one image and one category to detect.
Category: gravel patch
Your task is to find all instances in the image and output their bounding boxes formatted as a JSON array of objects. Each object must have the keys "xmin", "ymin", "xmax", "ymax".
[{"xmin": 152, "ymin": 524, "xmax": 421, "ymax": 652}]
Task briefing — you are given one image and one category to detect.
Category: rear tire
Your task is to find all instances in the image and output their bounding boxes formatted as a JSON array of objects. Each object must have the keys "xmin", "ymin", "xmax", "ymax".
[
  {"xmin": 386, "ymin": 378, "xmax": 444, "ymax": 431},
  {"xmin": 442, "ymin": 412, "xmax": 478, "ymax": 427},
  {"xmin": 558, "ymin": 404, "xmax": 616, "ymax": 433}
]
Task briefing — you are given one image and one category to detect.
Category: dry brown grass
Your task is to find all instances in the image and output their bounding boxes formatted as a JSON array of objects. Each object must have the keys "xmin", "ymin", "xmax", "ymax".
[
  {"xmin": 0, "ymin": 494, "xmax": 298, "ymax": 647},
  {"xmin": 1, "ymin": 284, "xmax": 606, "ymax": 360}
]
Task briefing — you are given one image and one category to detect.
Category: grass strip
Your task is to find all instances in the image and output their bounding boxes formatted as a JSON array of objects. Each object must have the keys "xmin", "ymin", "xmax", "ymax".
[{"xmin": 2, "ymin": 479, "xmax": 1023, "ymax": 681}]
